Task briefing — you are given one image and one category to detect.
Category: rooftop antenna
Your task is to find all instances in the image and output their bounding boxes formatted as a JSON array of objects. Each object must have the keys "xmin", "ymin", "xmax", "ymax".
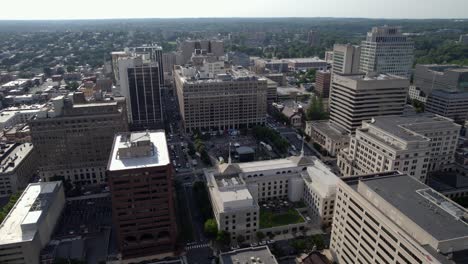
[
  {"xmin": 228, "ymin": 142, "xmax": 232, "ymax": 164},
  {"xmin": 300, "ymin": 136, "xmax": 305, "ymax": 157}
]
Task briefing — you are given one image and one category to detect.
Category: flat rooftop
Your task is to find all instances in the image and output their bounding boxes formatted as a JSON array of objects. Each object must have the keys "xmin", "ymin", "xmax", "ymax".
[
  {"xmin": 237, "ymin": 156, "xmax": 314, "ymax": 173},
  {"xmin": 366, "ymin": 114, "xmax": 458, "ymax": 142},
  {"xmin": 356, "ymin": 173, "xmax": 468, "ymax": 241},
  {"xmin": 0, "ymin": 143, "xmax": 34, "ymax": 174},
  {"xmin": 0, "ymin": 182, "xmax": 62, "ymax": 245},
  {"xmin": 220, "ymin": 246, "xmax": 278, "ymax": 264},
  {"xmin": 108, "ymin": 131, "xmax": 170, "ymax": 171},
  {"xmin": 311, "ymin": 121, "xmax": 348, "ymax": 140},
  {"xmin": 344, "ymin": 73, "xmax": 406, "ymax": 81}
]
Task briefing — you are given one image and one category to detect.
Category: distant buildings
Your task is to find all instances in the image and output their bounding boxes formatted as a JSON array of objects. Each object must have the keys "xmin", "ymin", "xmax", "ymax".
[
  {"xmin": 332, "ymin": 44, "xmax": 361, "ymax": 75},
  {"xmin": 30, "ymin": 93, "xmax": 128, "ymax": 185},
  {"xmin": 0, "ymin": 182, "xmax": 65, "ymax": 264},
  {"xmin": 307, "ymin": 30, "xmax": 320, "ymax": 47},
  {"xmin": 0, "ymin": 143, "xmax": 37, "ymax": 197},
  {"xmin": 315, "ymin": 70, "xmax": 331, "ymax": 98},
  {"xmin": 226, "ymin": 51, "xmax": 251, "ymax": 68},
  {"xmin": 174, "ymin": 66, "xmax": 267, "ymax": 132},
  {"xmin": 413, "ymin": 64, "xmax": 468, "ymax": 95},
  {"xmin": 287, "ymin": 57, "xmax": 327, "ymax": 72},
  {"xmin": 330, "ymin": 171, "xmax": 468, "ymax": 264},
  {"xmin": 425, "ymin": 89, "xmax": 468, "ymax": 123},
  {"xmin": 360, "ymin": 26, "xmax": 414, "ymax": 77},
  {"xmin": 179, "ymin": 39, "xmax": 224, "ymax": 64},
  {"xmin": 107, "ymin": 131, "xmax": 177, "ymax": 260},
  {"xmin": 459, "ymin": 34, "xmax": 468, "ymax": 44},
  {"xmin": 329, "ymin": 73, "xmax": 409, "ymax": 133},
  {"xmin": 162, "ymin": 51, "xmax": 183, "ymax": 73},
  {"xmin": 205, "ymin": 155, "xmax": 338, "ymax": 243},
  {"xmin": 117, "ymin": 56, "xmax": 163, "ymax": 129},
  {"xmin": 253, "ymin": 57, "xmax": 327, "ymax": 74}
]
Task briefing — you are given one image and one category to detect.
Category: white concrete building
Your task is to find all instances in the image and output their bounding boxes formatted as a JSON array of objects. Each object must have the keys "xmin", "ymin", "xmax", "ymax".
[
  {"xmin": 220, "ymin": 246, "xmax": 278, "ymax": 264},
  {"xmin": 0, "ymin": 182, "xmax": 65, "ymax": 264},
  {"xmin": 338, "ymin": 114, "xmax": 460, "ymax": 182},
  {"xmin": 302, "ymin": 162, "xmax": 339, "ymax": 226},
  {"xmin": 206, "ymin": 155, "xmax": 339, "ymax": 242},
  {"xmin": 360, "ymin": 26, "xmax": 414, "ymax": 78},
  {"xmin": 332, "ymin": 44, "xmax": 361, "ymax": 75},
  {"xmin": 330, "ymin": 171, "xmax": 468, "ymax": 264},
  {"xmin": 329, "ymin": 73, "xmax": 409, "ymax": 133}
]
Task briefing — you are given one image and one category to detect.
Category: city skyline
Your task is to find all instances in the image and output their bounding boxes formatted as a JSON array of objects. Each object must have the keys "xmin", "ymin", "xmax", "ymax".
[{"xmin": 1, "ymin": 0, "xmax": 468, "ymax": 20}]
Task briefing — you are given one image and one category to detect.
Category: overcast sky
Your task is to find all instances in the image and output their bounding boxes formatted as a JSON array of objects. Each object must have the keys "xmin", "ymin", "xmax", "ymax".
[{"xmin": 2, "ymin": 0, "xmax": 468, "ymax": 20}]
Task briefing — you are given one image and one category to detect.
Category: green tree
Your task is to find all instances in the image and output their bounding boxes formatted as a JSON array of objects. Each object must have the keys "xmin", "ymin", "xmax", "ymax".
[
  {"xmin": 68, "ymin": 81, "xmax": 80, "ymax": 91},
  {"xmin": 306, "ymin": 96, "xmax": 328, "ymax": 121},
  {"xmin": 256, "ymin": 231, "xmax": 266, "ymax": 241},
  {"xmin": 216, "ymin": 230, "xmax": 231, "ymax": 245},
  {"xmin": 43, "ymin": 67, "xmax": 52, "ymax": 77},
  {"xmin": 204, "ymin": 218, "xmax": 218, "ymax": 238},
  {"xmin": 67, "ymin": 65, "xmax": 76, "ymax": 73}
]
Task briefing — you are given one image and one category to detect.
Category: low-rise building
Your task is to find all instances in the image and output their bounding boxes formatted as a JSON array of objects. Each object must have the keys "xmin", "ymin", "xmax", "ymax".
[
  {"xmin": 305, "ymin": 121, "xmax": 349, "ymax": 157},
  {"xmin": 330, "ymin": 171, "xmax": 468, "ymax": 264},
  {"xmin": 0, "ymin": 182, "xmax": 65, "ymax": 264},
  {"xmin": 220, "ymin": 246, "xmax": 278, "ymax": 264},
  {"xmin": 287, "ymin": 58, "xmax": 327, "ymax": 72},
  {"xmin": 0, "ymin": 143, "xmax": 37, "ymax": 197}
]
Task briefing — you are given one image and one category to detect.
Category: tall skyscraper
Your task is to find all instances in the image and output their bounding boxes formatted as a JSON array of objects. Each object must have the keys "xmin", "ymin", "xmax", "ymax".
[
  {"xmin": 359, "ymin": 26, "xmax": 414, "ymax": 77},
  {"xmin": 329, "ymin": 73, "xmax": 409, "ymax": 133},
  {"xmin": 330, "ymin": 171, "xmax": 468, "ymax": 264},
  {"xmin": 118, "ymin": 57, "xmax": 163, "ymax": 130},
  {"xmin": 132, "ymin": 45, "xmax": 165, "ymax": 86},
  {"xmin": 30, "ymin": 93, "xmax": 128, "ymax": 185},
  {"xmin": 307, "ymin": 30, "xmax": 320, "ymax": 47},
  {"xmin": 332, "ymin": 44, "xmax": 361, "ymax": 75},
  {"xmin": 107, "ymin": 131, "xmax": 177, "ymax": 260}
]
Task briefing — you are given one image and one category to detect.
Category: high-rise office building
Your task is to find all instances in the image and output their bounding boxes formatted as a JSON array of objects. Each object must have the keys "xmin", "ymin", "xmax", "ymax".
[
  {"xmin": 329, "ymin": 73, "xmax": 409, "ymax": 133},
  {"xmin": 360, "ymin": 26, "xmax": 414, "ymax": 77},
  {"xmin": 30, "ymin": 93, "xmax": 128, "ymax": 185},
  {"xmin": 425, "ymin": 89, "xmax": 468, "ymax": 123},
  {"xmin": 413, "ymin": 64, "xmax": 468, "ymax": 95},
  {"xmin": 332, "ymin": 44, "xmax": 361, "ymax": 75},
  {"xmin": 337, "ymin": 114, "xmax": 460, "ymax": 181},
  {"xmin": 174, "ymin": 66, "xmax": 267, "ymax": 132},
  {"xmin": 330, "ymin": 171, "xmax": 468, "ymax": 264},
  {"xmin": 107, "ymin": 131, "xmax": 177, "ymax": 260},
  {"xmin": 131, "ymin": 45, "xmax": 165, "ymax": 87},
  {"xmin": 307, "ymin": 30, "xmax": 320, "ymax": 47},
  {"xmin": 118, "ymin": 56, "xmax": 163, "ymax": 130}
]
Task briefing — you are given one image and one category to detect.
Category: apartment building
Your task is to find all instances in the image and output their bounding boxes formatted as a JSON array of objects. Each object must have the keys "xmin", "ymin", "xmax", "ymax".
[
  {"xmin": 338, "ymin": 114, "xmax": 460, "ymax": 181},
  {"xmin": 174, "ymin": 66, "xmax": 267, "ymax": 132},
  {"xmin": 329, "ymin": 73, "xmax": 409, "ymax": 133},
  {"xmin": 107, "ymin": 131, "xmax": 177, "ymax": 261},
  {"xmin": 30, "ymin": 94, "xmax": 128, "ymax": 186},
  {"xmin": 330, "ymin": 171, "xmax": 468, "ymax": 264},
  {"xmin": 359, "ymin": 26, "xmax": 414, "ymax": 78},
  {"xmin": 0, "ymin": 143, "xmax": 37, "ymax": 197},
  {"xmin": 0, "ymin": 182, "xmax": 65, "ymax": 264}
]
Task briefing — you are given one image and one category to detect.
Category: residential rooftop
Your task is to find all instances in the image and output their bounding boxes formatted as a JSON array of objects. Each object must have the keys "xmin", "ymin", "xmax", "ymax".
[
  {"xmin": 0, "ymin": 182, "xmax": 62, "ymax": 245},
  {"xmin": 107, "ymin": 131, "xmax": 170, "ymax": 171}
]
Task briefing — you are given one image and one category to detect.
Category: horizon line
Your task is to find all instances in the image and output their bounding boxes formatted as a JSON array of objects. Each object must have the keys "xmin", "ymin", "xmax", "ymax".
[{"xmin": 0, "ymin": 16, "xmax": 467, "ymax": 22}]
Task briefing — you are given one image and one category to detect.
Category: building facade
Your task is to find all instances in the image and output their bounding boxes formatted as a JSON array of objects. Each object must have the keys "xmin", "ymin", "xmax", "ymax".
[
  {"xmin": 30, "ymin": 94, "xmax": 128, "ymax": 186},
  {"xmin": 332, "ymin": 44, "xmax": 361, "ymax": 75},
  {"xmin": 174, "ymin": 66, "xmax": 267, "ymax": 132},
  {"xmin": 330, "ymin": 171, "xmax": 468, "ymax": 264},
  {"xmin": 338, "ymin": 114, "xmax": 460, "ymax": 181},
  {"xmin": 0, "ymin": 182, "xmax": 65, "ymax": 264},
  {"xmin": 0, "ymin": 143, "xmax": 37, "ymax": 197},
  {"xmin": 315, "ymin": 70, "xmax": 331, "ymax": 98},
  {"xmin": 107, "ymin": 131, "xmax": 177, "ymax": 260},
  {"xmin": 425, "ymin": 89, "xmax": 468, "ymax": 123},
  {"xmin": 305, "ymin": 121, "xmax": 349, "ymax": 157},
  {"xmin": 329, "ymin": 73, "xmax": 409, "ymax": 133},
  {"xmin": 359, "ymin": 26, "xmax": 414, "ymax": 78}
]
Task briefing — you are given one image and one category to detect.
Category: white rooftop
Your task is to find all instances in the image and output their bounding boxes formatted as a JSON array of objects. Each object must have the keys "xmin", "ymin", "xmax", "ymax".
[
  {"xmin": 304, "ymin": 160, "xmax": 339, "ymax": 197},
  {"xmin": 0, "ymin": 182, "xmax": 62, "ymax": 245},
  {"xmin": 108, "ymin": 131, "xmax": 170, "ymax": 171},
  {"xmin": 237, "ymin": 157, "xmax": 303, "ymax": 173}
]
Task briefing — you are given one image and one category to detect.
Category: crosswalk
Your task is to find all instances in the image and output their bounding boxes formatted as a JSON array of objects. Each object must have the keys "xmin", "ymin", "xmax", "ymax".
[{"xmin": 185, "ymin": 242, "xmax": 210, "ymax": 251}]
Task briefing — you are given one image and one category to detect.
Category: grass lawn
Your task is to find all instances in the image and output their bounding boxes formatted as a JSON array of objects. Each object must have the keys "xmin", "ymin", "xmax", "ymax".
[{"xmin": 259, "ymin": 208, "xmax": 305, "ymax": 229}]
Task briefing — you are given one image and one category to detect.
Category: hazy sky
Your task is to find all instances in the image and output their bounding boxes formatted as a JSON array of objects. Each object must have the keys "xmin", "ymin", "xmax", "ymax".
[{"xmin": 2, "ymin": 0, "xmax": 468, "ymax": 20}]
